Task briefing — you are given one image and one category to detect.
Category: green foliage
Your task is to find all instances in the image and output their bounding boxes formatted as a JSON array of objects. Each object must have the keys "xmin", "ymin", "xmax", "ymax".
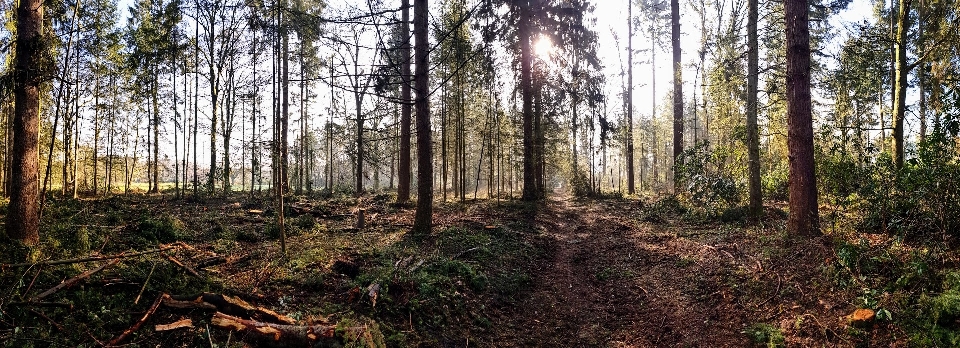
[
  {"xmin": 761, "ymin": 166, "xmax": 789, "ymax": 202},
  {"xmin": 743, "ymin": 323, "xmax": 785, "ymax": 347},
  {"xmin": 674, "ymin": 143, "xmax": 742, "ymax": 216},
  {"xmin": 859, "ymin": 133, "xmax": 960, "ymax": 239},
  {"xmin": 135, "ymin": 213, "xmax": 187, "ymax": 244},
  {"xmin": 641, "ymin": 195, "xmax": 686, "ymax": 223}
]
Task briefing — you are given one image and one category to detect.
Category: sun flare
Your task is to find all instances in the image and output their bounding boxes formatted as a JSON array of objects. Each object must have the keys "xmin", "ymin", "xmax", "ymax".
[{"xmin": 534, "ymin": 35, "xmax": 554, "ymax": 60}]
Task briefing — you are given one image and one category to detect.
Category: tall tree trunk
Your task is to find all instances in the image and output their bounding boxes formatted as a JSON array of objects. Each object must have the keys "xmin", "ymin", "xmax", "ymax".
[
  {"xmin": 208, "ymin": 17, "xmax": 218, "ymax": 194},
  {"xmin": 626, "ymin": 0, "xmax": 635, "ymax": 195},
  {"xmin": 891, "ymin": 0, "xmax": 911, "ymax": 168},
  {"xmin": 151, "ymin": 78, "xmax": 160, "ymax": 194},
  {"xmin": 282, "ymin": 19, "xmax": 290, "ymax": 193},
  {"xmin": 193, "ymin": 8, "xmax": 199, "ymax": 197},
  {"xmin": 520, "ymin": 3, "xmax": 536, "ymax": 201},
  {"xmin": 785, "ymin": 0, "xmax": 819, "ymax": 236},
  {"xmin": 412, "ymin": 0, "xmax": 433, "ymax": 234},
  {"xmin": 8, "ymin": 0, "xmax": 43, "ymax": 245},
  {"xmin": 397, "ymin": 0, "xmax": 412, "ymax": 203},
  {"xmin": 746, "ymin": 0, "xmax": 762, "ymax": 216},
  {"xmin": 225, "ymin": 61, "xmax": 236, "ymax": 193},
  {"xmin": 671, "ymin": 0, "xmax": 684, "ymax": 188}
]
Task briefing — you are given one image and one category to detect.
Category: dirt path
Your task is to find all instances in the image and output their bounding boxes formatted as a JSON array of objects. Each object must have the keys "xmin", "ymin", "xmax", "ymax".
[{"xmin": 486, "ymin": 196, "xmax": 762, "ymax": 347}]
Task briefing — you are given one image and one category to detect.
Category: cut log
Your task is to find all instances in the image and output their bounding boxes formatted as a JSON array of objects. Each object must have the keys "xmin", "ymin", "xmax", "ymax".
[
  {"xmin": 848, "ymin": 308, "xmax": 875, "ymax": 328},
  {"xmin": 33, "ymin": 258, "xmax": 121, "ymax": 301},
  {"xmin": 161, "ymin": 293, "xmax": 296, "ymax": 325},
  {"xmin": 357, "ymin": 209, "xmax": 366, "ymax": 229},
  {"xmin": 210, "ymin": 312, "xmax": 364, "ymax": 344}
]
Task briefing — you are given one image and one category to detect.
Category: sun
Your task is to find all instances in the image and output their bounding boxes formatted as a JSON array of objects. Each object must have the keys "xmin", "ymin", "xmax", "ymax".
[{"xmin": 534, "ymin": 35, "xmax": 554, "ymax": 60}]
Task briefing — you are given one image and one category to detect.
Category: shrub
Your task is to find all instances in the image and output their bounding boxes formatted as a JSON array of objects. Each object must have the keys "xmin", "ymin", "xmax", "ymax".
[{"xmin": 674, "ymin": 142, "xmax": 742, "ymax": 213}]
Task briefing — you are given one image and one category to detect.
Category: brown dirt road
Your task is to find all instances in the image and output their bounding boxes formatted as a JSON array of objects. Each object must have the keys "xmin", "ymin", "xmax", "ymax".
[{"xmin": 481, "ymin": 195, "xmax": 850, "ymax": 347}]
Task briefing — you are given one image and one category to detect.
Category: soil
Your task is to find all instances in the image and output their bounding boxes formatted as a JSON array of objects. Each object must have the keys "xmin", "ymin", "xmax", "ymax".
[
  {"xmin": 0, "ymin": 193, "xmax": 900, "ymax": 347},
  {"xmin": 477, "ymin": 195, "xmax": 872, "ymax": 347}
]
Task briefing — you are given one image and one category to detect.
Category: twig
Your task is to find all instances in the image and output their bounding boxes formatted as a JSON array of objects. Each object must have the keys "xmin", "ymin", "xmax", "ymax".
[
  {"xmin": 755, "ymin": 274, "xmax": 782, "ymax": 308},
  {"xmin": 161, "ymin": 252, "xmax": 201, "ymax": 278},
  {"xmin": 28, "ymin": 308, "xmax": 64, "ymax": 331},
  {"xmin": 8, "ymin": 302, "xmax": 74, "ymax": 310},
  {"xmin": 22, "ymin": 265, "xmax": 43, "ymax": 299},
  {"xmin": 134, "ymin": 262, "xmax": 157, "ymax": 305},
  {"xmin": 107, "ymin": 294, "xmax": 163, "ymax": 347},
  {"xmin": 33, "ymin": 258, "xmax": 121, "ymax": 302},
  {"xmin": 4, "ymin": 243, "xmax": 182, "ymax": 268}
]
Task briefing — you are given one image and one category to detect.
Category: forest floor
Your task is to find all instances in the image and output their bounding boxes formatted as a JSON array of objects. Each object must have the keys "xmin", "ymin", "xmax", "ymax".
[{"xmin": 0, "ymin": 192, "xmax": 904, "ymax": 347}]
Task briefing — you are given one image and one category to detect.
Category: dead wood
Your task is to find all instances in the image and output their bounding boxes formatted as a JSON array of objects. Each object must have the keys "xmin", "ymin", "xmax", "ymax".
[
  {"xmin": 161, "ymin": 293, "xmax": 296, "ymax": 325},
  {"xmin": 8, "ymin": 301, "xmax": 74, "ymax": 310},
  {"xmin": 3, "ymin": 243, "xmax": 185, "ymax": 268},
  {"xmin": 155, "ymin": 318, "xmax": 193, "ymax": 331},
  {"xmin": 107, "ymin": 294, "xmax": 163, "ymax": 347},
  {"xmin": 161, "ymin": 252, "xmax": 202, "ymax": 278},
  {"xmin": 196, "ymin": 256, "xmax": 227, "ymax": 269},
  {"xmin": 210, "ymin": 312, "xmax": 366, "ymax": 344},
  {"xmin": 33, "ymin": 258, "xmax": 121, "ymax": 301},
  {"xmin": 28, "ymin": 309, "xmax": 64, "ymax": 331}
]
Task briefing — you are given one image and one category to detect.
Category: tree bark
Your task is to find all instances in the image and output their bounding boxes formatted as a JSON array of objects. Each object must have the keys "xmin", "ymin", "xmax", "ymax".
[
  {"xmin": 785, "ymin": 0, "xmax": 819, "ymax": 236},
  {"xmin": 746, "ymin": 0, "xmax": 762, "ymax": 216},
  {"xmin": 626, "ymin": 0, "xmax": 635, "ymax": 195},
  {"xmin": 891, "ymin": 0, "xmax": 911, "ymax": 168},
  {"xmin": 8, "ymin": 0, "xmax": 43, "ymax": 245},
  {"xmin": 397, "ymin": 0, "xmax": 412, "ymax": 203},
  {"xmin": 671, "ymin": 0, "xmax": 684, "ymax": 188},
  {"xmin": 520, "ymin": 3, "xmax": 536, "ymax": 201},
  {"xmin": 412, "ymin": 0, "xmax": 433, "ymax": 234}
]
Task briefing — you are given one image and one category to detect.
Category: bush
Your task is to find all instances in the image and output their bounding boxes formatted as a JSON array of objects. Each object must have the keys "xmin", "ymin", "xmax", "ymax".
[
  {"xmin": 857, "ymin": 133, "xmax": 960, "ymax": 239},
  {"xmin": 674, "ymin": 142, "xmax": 742, "ymax": 213}
]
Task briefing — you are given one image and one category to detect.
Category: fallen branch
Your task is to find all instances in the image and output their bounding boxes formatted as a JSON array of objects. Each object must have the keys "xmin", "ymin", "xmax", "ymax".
[
  {"xmin": 4, "ymin": 243, "xmax": 185, "ymax": 268},
  {"xmin": 28, "ymin": 308, "xmax": 64, "ymax": 331},
  {"xmin": 33, "ymin": 258, "xmax": 121, "ymax": 301},
  {"xmin": 155, "ymin": 318, "xmax": 193, "ymax": 331},
  {"xmin": 107, "ymin": 294, "xmax": 163, "ymax": 347},
  {"xmin": 161, "ymin": 252, "xmax": 201, "ymax": 278},
  {"xmin": 211, "ymin": 312, "xmax": 357, "ymax": 344},
  {"xmin": 162, "ymin": 293, "xmax": 296, "ymax": 325},
  {"xmin": 8, "ymin": 301, "xmax": 74, "ymax": 310}
]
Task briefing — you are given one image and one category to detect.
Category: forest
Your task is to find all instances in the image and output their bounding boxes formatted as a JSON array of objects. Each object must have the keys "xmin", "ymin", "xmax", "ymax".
[{"xmin": 1, "ymin": 0, "xmax": 959, "ymax": 346}]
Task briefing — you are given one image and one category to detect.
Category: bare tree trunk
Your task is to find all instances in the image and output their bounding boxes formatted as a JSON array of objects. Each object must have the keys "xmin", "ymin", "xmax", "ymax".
[
  {"xmin": 397, "ymin": 0, "xmax": 412, "ymax": 203},
  {"xmin": 746, "ymin": 0, "xmax": 762, "ymax": 216},
  {"xmin": 626, "ymin": 0, "xmax": 635, "ymax": 195},
  {"xmin": 785, "ymin": 0, "xmax": 819, "ymax": 236},
  {"xmin": 520, "ymin": 3, "xmax": 536, "ymax": 201},
  {"xmin": 671, "ymin": 0, "xmax": 684, "ymax": 188},
  {"xmin": 412, "ymin": 0, "xmax": 433, "ymax": 234},
  {"xmin": 151, "ymin": 78, "xmax": 160, "ymax": 194},
  {"xmin": 8, "ymin": 0, "xmax": 43, "ymax": 245},
  {"xmin": 891, "ymin": 0, "xmax": 911, "ymax": 168}
]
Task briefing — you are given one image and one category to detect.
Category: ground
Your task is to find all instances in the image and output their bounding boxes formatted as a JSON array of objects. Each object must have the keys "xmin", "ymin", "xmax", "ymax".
[{"xmin": 0, "ymin": 192, "xmax": 903, "ymax": 347}]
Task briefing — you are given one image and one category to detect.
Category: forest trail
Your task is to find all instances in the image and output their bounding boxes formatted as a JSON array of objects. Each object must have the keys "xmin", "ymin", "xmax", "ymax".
[{"xmin": 486, "ymin": 195, "xmax": 765, "ymax": 347}]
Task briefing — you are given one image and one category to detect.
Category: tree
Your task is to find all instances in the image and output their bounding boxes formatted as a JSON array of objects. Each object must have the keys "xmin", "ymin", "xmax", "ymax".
[
  {"xmin": 785, "ymin": 0, "xmax": 818, "ymax": 235},
  {"xmin": 746, "ymin": 0, "xmax": 762, "ymax": 216},
  {"xmin": 626, "ymin": 0, "xmax": 635, "ymax": 195},
  {"xmin": 412, "ymin": 0, "xmax": 432, "ymax": 234},
  {"xmin": 8, "ymin": 0, "xmax": 44, "ymax": 244},
  {"xmin": 398, "ymin": 0, "xmax": 412, "ymax": 203},
  {"xmin": 891, "ymin": 0, "xmax": 911, "ymax": 168},
  {"xmin": 670, "ymin": 0, "xmax": 683, "ymax": 186}
]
